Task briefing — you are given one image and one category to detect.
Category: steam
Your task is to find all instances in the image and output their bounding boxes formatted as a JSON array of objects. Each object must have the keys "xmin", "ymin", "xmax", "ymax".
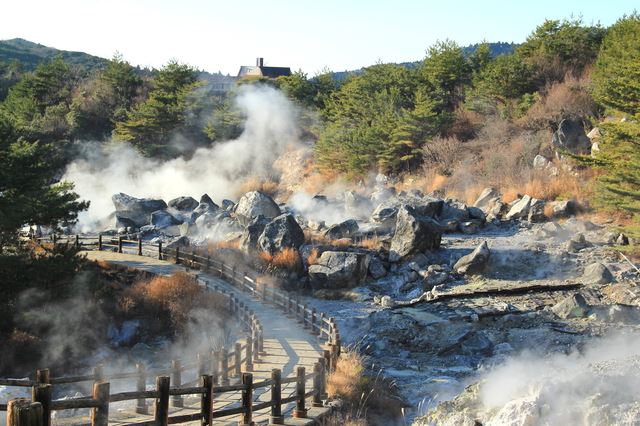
[
  {"xmin": 63, "ymin": 85, "xmax": 302, "ymax": 231},
  {"xmin": 478, "ymin": 332, "xmax": 640, "ymax": 424}
]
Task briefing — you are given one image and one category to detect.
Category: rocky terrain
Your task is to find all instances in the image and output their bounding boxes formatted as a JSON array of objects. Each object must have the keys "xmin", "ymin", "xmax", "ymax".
[{"xmin": 48, "ymin": 120, "xmax": 638, "ymax": 425}]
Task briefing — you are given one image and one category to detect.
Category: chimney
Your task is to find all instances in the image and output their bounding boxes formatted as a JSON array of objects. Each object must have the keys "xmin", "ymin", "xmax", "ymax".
[{"xmin": 256, "ymin": 57, "xmax": 264, "ymax": 67}]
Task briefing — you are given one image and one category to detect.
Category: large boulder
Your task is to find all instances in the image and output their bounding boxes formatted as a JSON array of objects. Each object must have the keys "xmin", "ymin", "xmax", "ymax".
[
  {"xmin": 439, "ymin": 200, "xmax": 469, "ymax": 222},
  {"xmin": 505, "ymin": 195, "xmax": 532, "ymax": 220},
  {"xmin": 151, "ymin": 210, "xmax": 181, "ymax": 228},
  {"xmin": 240, "ymin": 216, "xmax": 270, "ymax": 253},
  {"xmin": 453, "ymin": 241, "xmax": 491, "ymax": 275},
  {"xmin": 582, "ymin": 263, "xmax": 614, "ymax": 285},
  {"xmin": 474, "ymin": 187, "xmax": 501, "ymax": 210},
  {"xmin": 389, "ymin": 205, "xmax": 442, "ymax": 262},
  {"xmin": 527, "ymin": 198, "xmax": 547, "ymax": 223},
  {"xmin": 235, "ymin": 191, "xmax": 281, "ymax": 225},
  {"xmin": 552, "ymin": 293, "xmax": 589, "ymax": 319},
  {"xmin": 112, "ymin": 193, "xmax": 167, "ymax": 227},
  {"xmin": 551, "ymin": 119, "xmax": 591, "ymax": 155},
  {"xmin": 551, "ymin": 199, "xmax": 580, "ymax": 218},
  {"xmin": 324, "ymin": 219, "xmax": 359, "ymax": 240},
  {"xmin": 308, "ymin": 251, "xmax": 370, "ymax": 289},
  {"xmin": 168, "ymin": 196, "xmax": 199, "ymax": 211},
  {"xmin": 258, "ymin": 213, "xmax": 305, "ymax": 254}
]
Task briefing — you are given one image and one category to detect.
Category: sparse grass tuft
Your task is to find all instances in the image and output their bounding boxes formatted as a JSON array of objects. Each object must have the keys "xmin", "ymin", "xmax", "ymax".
[
  {"xmin": 236, "ymin": 176, "xmax": 279, "ymax": 198},
  {"xmin": 307, "ymin": 249, "xmax": 319, "ymax": 265},
  {"xmin": 357, "ymin": 237, "xmax": 381, "ymax": 250}
]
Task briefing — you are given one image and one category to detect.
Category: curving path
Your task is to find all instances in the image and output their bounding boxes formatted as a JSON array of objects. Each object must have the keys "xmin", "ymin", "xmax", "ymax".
[{"xmin": 80, "ymin": 250, "xmax": 330, "ymax": 426}]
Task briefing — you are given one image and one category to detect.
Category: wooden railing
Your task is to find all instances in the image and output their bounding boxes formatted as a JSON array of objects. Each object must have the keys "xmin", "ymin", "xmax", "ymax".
[{"xmin": 3, "ymin": 233, "xmax": 342, "ymax": 426}]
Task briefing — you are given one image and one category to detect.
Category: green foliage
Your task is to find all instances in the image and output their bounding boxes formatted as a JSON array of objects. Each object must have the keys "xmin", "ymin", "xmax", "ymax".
[
  {"xmin": 2, "ymin": 57, "xmax": 77, "ymax": 142},
  {"xmin": 315, "ymin": 64, "xmax": 444, "ymax": 175},
  {"xmin": 203, "ymin": 94, "xmax": 244, "ymax": 142},
  {"xmin": 0, "ymin": 60, "xmax": 22, "ymax": 101},
  {"xmin": 518, "ymin": 18, "xmax": 606, "ymax": 84},
  {"xmin": 420, "ymin": 40, "xmax": 471, "ymax": 111},
  {"xmin": 0, "ymin": 113, "xmax": 88, "ymax": 252},
  {"xmin": 114, "ymin": 60, "xmax": 199, "ymax": 157},
  {"xmin": 592, "ymin": 14, "xmax": 640, "ymax": 116}
]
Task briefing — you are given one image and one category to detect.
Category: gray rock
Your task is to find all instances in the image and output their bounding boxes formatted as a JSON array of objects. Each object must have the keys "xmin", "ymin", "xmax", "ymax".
[
  {"xmin": 617, "ymin": 233, "xmax": 630, "ymax": 246},
  {"xmin": 439, "ymin": 201, "xmax": 469, "ymax": 222},
  {"xmin": 235, "ymin": 191, "xmax": 281, "ymax": 225},
  {"xmin": 505, "ymin": 195, "xmax": 532, "ymax": 220},
  {"xmin": 440, "ymin": 219, "xmax": 459, "ymax": 233},
  {"xmin": 368, "ymin": 256, "xmax": 387, "ymax": 279},
  {"xmin": 551, "ymin": 200, "xmax": 580, "ymax": 218},
  {"xmin": 533, "ymin": 154, "xmax": 551, "ymax": 170},
  {"xmin": 582, "ymin": 263, "xmax": 614, "ymax": 285},
  {"xmin": 168, "ymin": 196, "xmax": 199, "ymax": 211},
  {"xmin": 380, "ymin": 295, "xmax": 395, "ymax": 308},
  {"xmin": 551, "ymin": 118, "xmax": 591, "ymax": 155},
  {"xmin": 540, "ymin": 221, "xmax": 564, "ymax": 237},
  {"xmin": 474, "ymin": 187, "xmax": 501, "ymax": 209},
  {"xmin": 453, "ymin": 241, "xmax": 491, "ymax": 275},
  {"xmin": 344, "ymin": 191, "xmax": 371, "ymax": 217},
  {"xmin": 165, "ymin": 235, "xmax": 190, "ymax": 250},
  {"xmin": 527, "ymin": 198, "xmax": 547, "ymax": 223},
  {"xmin": 324, "ymin": 219, "xmax": 359, "ymax": 240},
  {"xmin": 552, "ymin": 293, "xmax": 589, "ymax": 319},
  {"xmin": 389, "ymin": 205, "xmax": 442, "ymax": 262},
  {"xmin": 151, "ymin": 210, "xmax": 181, "ymax": 228},
  {"xmin": 307, "ymin": 220, "xmax": 325, "ymax": 231},
  {"xmin": 308, "ymin": 251, "xmax": 370, "ymax": 289},
  {"xmin": 199, "ymin": 194, "xmax": 218, "ymax": 210},
  {"xmin": 458, "ymin": 221, "xmax": 480, "ymax": 234},
  {"xmin": 370, "ymin": 187, "xmax": 396, "ymax": 204},
  {"xmin": 467, "ymin": 206, "xmax": 486, "ymax": 222},
  {"xmin": 258, "ymin": 213, "xmax": 305, "ymax": 254},
  {"xmin": 566, "ymin": 233, "xmax": 589, "ymax": 252},
  {"xmin": 371, "ymin": 204, "xmax": 398, "ymax": 225},
  {"xmin": 240, "ymin": 216, "xmax": 270, "ymax": 253},
  {"xmin": 222, "ymin": 199, "xmax": 235, "ymax": 211},
  {"xmin": 112, "ymin": 193, "xmax": 167, "ymax": 227}
]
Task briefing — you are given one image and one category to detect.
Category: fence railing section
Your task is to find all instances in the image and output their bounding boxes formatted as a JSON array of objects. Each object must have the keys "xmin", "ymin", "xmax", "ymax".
[{"xmin": 2, "ymin": 233, "xmax": 342, "ymax": 426}]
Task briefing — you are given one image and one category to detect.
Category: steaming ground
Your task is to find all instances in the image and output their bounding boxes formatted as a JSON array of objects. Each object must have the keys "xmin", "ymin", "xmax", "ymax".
[{"xmin": 63, "ymin": 85, "xmax": 304, "ymax": 231}]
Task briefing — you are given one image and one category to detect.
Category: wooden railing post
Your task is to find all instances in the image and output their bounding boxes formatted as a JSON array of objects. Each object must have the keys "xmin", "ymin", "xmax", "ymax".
[
  {"xmin": 200, "ymin": 374, "xmax": 213, "ymax": 426},
  {"xmin": 98, "ymin": 234, "xmax": 103, "ymax": 251},
  {"xmin": 93, "ymin": 365, "xmax": 104, "ymax": 386},
  {"xmin": 7, "ymin": 398, "xmax": 43, "ymax": 426},
  {"xmin": 302, "ymin": 304, "xmax": 308, "ymax": 328},
  {"xmin": 270, "ymin": 369, "xmax": 283, "ymax": 425},
  {"xmin": 52, "ymin": 234, "xmax": 57, "ymax": 245},
  {"xmin": 117, "ymin": 236, "xmax": 123, "ymax": 253},
  {"xmin": 319, "ymin": 312, "xmax": 326, "ymax": 338},
  {"xmin": 319, "ymin": 357, "xmax": 328, "ymax": 400},
  {"xmin": 323, "ymin": 350, "xmax": 332, "ymax": 374},
  {"xmin": 138, "ymin": 238, "xmax": 142, "ymax": 256},
  {"xmin": 136, "ymin": 363, "xmax": 148, "ymax": 414},
  {"xmin": 158, "ymin": 241, "xmax": 162, "ymax": 260},
  {"xmin": 234, "ymin": 343, "xmax": 242, "ymax": 378},
  {"xmin": 312, "ymin": 362, "xmax": 323, "ymax": 407},
  {"xmin": 154, "ymin": 376, "xmax": 170, "ymax": 426},
  {"xmin": 197, "ymin": 353, "xmax": 206, "ymax": 377},
  {"xmin": 206, "ymin": 255, "xmax": 211, "ymax": 272},
  {"xmin": 175, "ymin": 246, "xmax": 180, "ymax": 264},
  {"xmin": 75, "ymin": 234, "xmax": 80, "ymax": 249},
  {"xmin": 252, "ymin": 327, "xmax": 260, "ymax": 363},
  {"xmin": 330, "ymin": 344, "xmax": 340, "ymax": 372},
  {"xmin": 31, "ymin": 385, "xmax": 51, "ymax": 426},
  {"xmin": 35, "ymin": 369, "xmax": 49, "ymax": 385},
  {"xmin": 220, "ymin": 347, "xmax": 229, "ymax": 386},
  {"xmin": 240, "ymin": 373, "xmax": 253, "ymax": 426},
  {"xmin": 293, "ymin": 366, "xmax": 307, "ymax": 418},
  {"xmin": 261, "ymin": 282, "xmax": 267, "ymax": 301},
  {"xmin": 311, "ymin": 308, "xmax": 317, "ymax": 334},
  {"xmin": 212, "ymin": 350, "xmax": 219, "ymax": 385},
  {"xmin": 257, "ymin": 326, "xmax": 265, "ymax": 356},
  {"xmin": 91, "ymin": 382, "xmax": 110, "ymax": 426},
  {"xmin": 245, "ymin": 335, "xmax": 253, "ymax": 372},
  {"xmin": 171, "ymin": 359, "xmax": 183, "ymax": 407}
]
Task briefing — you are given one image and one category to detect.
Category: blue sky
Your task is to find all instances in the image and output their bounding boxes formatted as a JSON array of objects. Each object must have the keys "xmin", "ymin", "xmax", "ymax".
[{"xmin": 1, "ymin": 0, "xmax": 637, "ymax": 75}]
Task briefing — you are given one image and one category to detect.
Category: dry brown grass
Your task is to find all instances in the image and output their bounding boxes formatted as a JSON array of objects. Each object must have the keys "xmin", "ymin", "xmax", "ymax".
[
  {"xmin": 259, "ymin": 248, "xmax": 301, "ymax": 271},
  {"xmin": 520, "ymin": 75, "xmax": 597, "ymax": 130},
  {"xmin": 235, "ymin": 176, "xmax": 279, "ymax": 198},
  {"xmin": 544, "ymin": 202, "xmax": 555, "ymax": 218},
  {"xmin": 357, "ymin": 237, "xmax": 381, "ymax": 250},
  {"xmin": 326, "ymin": 350, "xmax": 404, "ymax": 425},
  {"xmin": 307, "ymin": 249, "xmax": 319, "ymax": 265},
  {"xmin": 120, "ymin": 272, "xmax": 227, "ymax": 331},
  {"xmin": 208, "ymin": 237, "xmax": 241, "ymax": 251}
]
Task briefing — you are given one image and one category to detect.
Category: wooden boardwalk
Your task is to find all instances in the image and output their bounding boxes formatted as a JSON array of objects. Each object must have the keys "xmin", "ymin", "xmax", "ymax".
[{"xmin": 80, "ymin": 251, "xmax": 330, "ymax": 425}]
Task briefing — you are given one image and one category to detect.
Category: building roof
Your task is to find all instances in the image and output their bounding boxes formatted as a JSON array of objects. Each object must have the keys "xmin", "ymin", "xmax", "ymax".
[{"xmin": 237, "ymin": 63, "xmax": 291, "ymax": 79}]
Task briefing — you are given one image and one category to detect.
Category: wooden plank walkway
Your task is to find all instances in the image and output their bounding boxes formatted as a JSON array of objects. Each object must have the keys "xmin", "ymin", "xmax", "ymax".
[{"xmin": 79, "ymin": 251, "xmax": 329, "ymax": 426}]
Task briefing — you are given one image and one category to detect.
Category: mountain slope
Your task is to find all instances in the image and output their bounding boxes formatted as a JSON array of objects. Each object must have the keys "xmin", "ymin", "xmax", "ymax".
[{"xmin": 0, "ymin": 38, "xmax": 108, "ymax": 72}]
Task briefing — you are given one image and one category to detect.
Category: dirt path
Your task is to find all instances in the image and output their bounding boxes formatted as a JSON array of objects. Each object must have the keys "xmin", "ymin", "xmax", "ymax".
[{"xmin": 80, "ymin": 251, "xmax": 328, "ymax": 425}]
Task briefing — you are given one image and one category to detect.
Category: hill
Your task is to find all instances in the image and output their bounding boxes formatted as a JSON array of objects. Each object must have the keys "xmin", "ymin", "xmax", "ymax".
[
  {"xmin": 0, "ymin": 38, "xmax": 108, "ymax": 72},
  {"xmin": 331, "ymin": 41, "xmax": 518, "ymax": 81}
]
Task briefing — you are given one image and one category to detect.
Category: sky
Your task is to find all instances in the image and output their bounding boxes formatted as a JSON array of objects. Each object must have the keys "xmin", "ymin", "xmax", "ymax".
[{"xmin": 1, "ymin": 0, "xmax": 637, "ymax": 75}]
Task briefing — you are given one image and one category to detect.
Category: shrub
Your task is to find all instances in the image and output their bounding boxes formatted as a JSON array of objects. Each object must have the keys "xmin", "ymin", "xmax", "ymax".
[{"xmin": 259, "ymin": 248, "xmax": 301, "ymax": 271}]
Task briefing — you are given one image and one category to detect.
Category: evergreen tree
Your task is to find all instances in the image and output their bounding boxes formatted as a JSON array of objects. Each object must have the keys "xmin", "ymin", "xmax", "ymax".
[{"xmin": 114, "ymin": 61, "xmax": 198, "ymax": 157}]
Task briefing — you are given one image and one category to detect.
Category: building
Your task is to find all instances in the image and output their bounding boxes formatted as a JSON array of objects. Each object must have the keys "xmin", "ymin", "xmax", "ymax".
[{"xmin": 237, "ymin": 57, "xmax": 291, "ymax": 79}]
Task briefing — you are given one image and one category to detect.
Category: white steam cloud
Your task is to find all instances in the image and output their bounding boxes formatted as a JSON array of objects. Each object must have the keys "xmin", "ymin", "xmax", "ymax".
[
  {"xmin": 63, "ymin": 85, "xmax": 302, "ymax": 231},
  {"xmin": 479, "ymin": 332, "xmax": 640, "ymax": 425}
]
